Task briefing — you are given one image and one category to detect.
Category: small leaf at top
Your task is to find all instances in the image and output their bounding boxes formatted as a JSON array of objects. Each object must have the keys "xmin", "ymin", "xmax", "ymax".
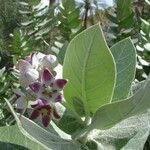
[{"xmin": 111, "ymin": 38, "xmax": 136, "ymax": 101}]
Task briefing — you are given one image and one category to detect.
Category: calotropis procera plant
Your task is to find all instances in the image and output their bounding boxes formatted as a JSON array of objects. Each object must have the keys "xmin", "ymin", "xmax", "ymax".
[{"xmin": 0, "ymin": 23, "xmax": 150, "ymax": 150}]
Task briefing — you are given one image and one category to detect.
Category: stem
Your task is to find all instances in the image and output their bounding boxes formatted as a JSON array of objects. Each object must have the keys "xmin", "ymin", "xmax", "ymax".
[
  {"xmin": 83, "ymin": 0, "xmax": 90, "ymax": 29},
  {"xmin": 84, "ymin": 115, "xmax": 91, "ymax": 126},
  {"xmin": 72, "ymin": 125, "xmax": 91, "ymax": 144}
]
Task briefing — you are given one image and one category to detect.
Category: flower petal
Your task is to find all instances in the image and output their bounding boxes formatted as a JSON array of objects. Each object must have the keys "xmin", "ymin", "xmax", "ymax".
[
  {"xmin": 19, "ymin": 75, "xmax": 29, "ymax": 86},
  {"xmin": 30, "ymin": 110, "xmax": 40, "ymax": 120},
  {"xmin": 31, "ymin": 52, "xmax": 39, "ymax": 69},
  {"xmin": 14, "ymin": 97, "xmax": 27, "ymax": 110},
  {"xmin": 36, "ymin": 52, "xmax": 45, "ymax": 60},
  {"xmin": 55, "ymin": 79, "xmax": 68, "ymax": 89},
  {"xmin": 9, "ymin": 67, "xmax": 20, "ymax": 73},
  {"xmin": 42, "ymin": 69, "xmax": 53, "ymax": 82},
  {"xmin": 37, "ymin": 98, "xmax": 48, "ymax": 107},
  {"xmin": 29, "ymin": 82, "xmax": 41, "ymax": 93},
  {"xmin": 55, "ymin": 94, "xmax": 63, "ymax": 102},
  {"xmin": 25, "ymin": 69, "xmax": 39, "ymax": 82},
  {"xmin": 53, "ymin": 107, "xmax": 61, "ymax": 119},
  {"xmin": 17, "ymin": 60, "xmax": 32, "ymax": 73},
  {"xmin": 25, "ymin": 56, "xmax": 32, "ymax": 64},
  {"xmin": 42, "ymin": 115, "xmax": 51, "ymax": 127},
  {"xmin": 41, "ymin": 55, "xmax": 58, "ymax": 69},
  {"xmin": 12, "ymin": 88, "xmax": 24, "ymax": 98}
]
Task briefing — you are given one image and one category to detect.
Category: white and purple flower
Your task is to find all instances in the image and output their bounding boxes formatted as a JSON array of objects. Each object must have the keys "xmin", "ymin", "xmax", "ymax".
[
  {"xmin": 16, "ymin": 59, "xmax": 39, "ymax": 86},
  {"xmin": 12, "ymin": 52, "xmax": 68, "ymax": 127},
  {"xmin": 11, "ymin": 52, "xmax": 58, "ymax": 87},
  {"xmin": 30, "ymin": 99, "xmax": 60, "ymax": 127},
  {"xmin": 26, "ymin": 52, "xmax": 58, "ymax": 71},
  {"xmin": 29, "ymin": 68, "xmax": 67, "ymax": 103},
  {"xmin": 40, "ymin": 54, "xmax": 58, "ymax": 70}
]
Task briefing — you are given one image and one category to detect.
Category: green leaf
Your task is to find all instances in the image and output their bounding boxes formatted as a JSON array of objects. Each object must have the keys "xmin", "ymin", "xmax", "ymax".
[
  {"xmin": 116, "ymin": 0, "xmax": 132, "ymax": 21},
  {"xmin": 4, "ymin": 100, "xmax": 81, "ymax": 150},
  {"xmin": 111, "ymin": 38, "xmax": 136, "ymax": 101},
  {"xmin": 119, "ymin": 13, "xmax": 134, "ymax": 29},
  {"xmin": 58, "ymin": 41, "xmax": 69, "ymax": 65},
  {"xmin": 28, "ymin": 0, "xmax": 41, "ymax": 6},
  {"xmin": 0, "ymin": 125, "xmax": 46, "ymax": 150},
  {"xmin": 52, "ymin": 100, "xmax": 84, "ymax": 135},
  {"xmin": 12, "ymin": 29, "xmax": 22, "ymax": 53},
  {"xmin": 62, "ymin": 0, "xmax": 76, "ymax": 13},
  {"xmin": 55, "ymin": 109, "xmax": 84, "ymax": 135},
  {"xmin": 63, "ymin": 23, "xmax": 116, "ymax": 113},
  {"xmin": 89, "ymin": 76, "xmax": 150, "ymax": 130},
  {"xmin": 105, "ymin": 12, "xmax": 118, "ymax": 24},
  {"xmin": 73, "ymin": 98, "xmax": 85, "ymax": 117},
  {"xmin": 68, "ymin": 8, "xmax": 80, "ymax": 28},
  {"xmin": 20, "ymin": 116, "xmax": 80, "ymax": 150},
  {"xmin": 88, "ymin": 112, "xmax": 150, "ymax": 150}
]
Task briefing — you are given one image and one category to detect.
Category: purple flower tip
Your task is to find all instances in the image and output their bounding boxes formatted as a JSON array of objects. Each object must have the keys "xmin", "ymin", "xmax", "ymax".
[
  {"xmin": 30, "ymin": 110, "xmax": 40, "ymax": 120},
  {"xmin": 42, "ymin": 69, "xmax": 53, "ymax": 81},
  {"xmin": 53, "ymin": 108, "xmax": 61, "ymax": 119},
  {"xmin": 29, "ymin": 82, "xmax": 41, "ymax": 93},
  {"xmin": 42, "ymin": 115, "xmax": 51, "ymax": 127},
  {"xmin": 56, "ymin": 79, "xmax": 68, "ymax": 89},
  {"xmin": 55, "ymin": 95, "xmax": 62, "ymax": 102},
  {"xmin": 15, "ymin": 93, "xmax": 21, "ymax": 99},
  {"xmin": 37, "ymin": 98, "xmax": 48, "ymax": 108}
]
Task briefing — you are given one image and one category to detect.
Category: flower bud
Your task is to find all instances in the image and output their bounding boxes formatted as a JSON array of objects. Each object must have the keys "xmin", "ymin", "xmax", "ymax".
[
  {"xmin": 41, "ymin": 55, "xmax": 58, "ymax": 70},
  {"xmin": 19, "ymin": 68, "xmax": 39, "ymax": 86}
]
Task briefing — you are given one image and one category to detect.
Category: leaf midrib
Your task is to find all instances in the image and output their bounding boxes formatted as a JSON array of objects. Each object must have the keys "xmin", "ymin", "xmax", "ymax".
[{"xmin": 81, "ymin": 30, "xmax": 96, "ymax": 113}]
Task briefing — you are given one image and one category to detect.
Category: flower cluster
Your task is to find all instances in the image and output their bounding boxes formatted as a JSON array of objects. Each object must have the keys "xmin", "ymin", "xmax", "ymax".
[{"xmin": 12, "ymin": 52, "xmax": 68, "ymax": 127}]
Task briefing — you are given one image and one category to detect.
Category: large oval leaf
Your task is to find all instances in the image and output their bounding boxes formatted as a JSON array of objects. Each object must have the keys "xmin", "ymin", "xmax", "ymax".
[
  {"xmin": 111, "ymin": 38, "xmax": 136, "ymax": 101},
  {"xmin": 63, "ymin": 23, "xmax": 116, "ymax": 113}
]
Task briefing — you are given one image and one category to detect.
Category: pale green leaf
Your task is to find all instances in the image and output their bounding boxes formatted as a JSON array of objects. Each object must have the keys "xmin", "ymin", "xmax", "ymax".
[
  {"xmin": 63, "ymin": 23, "xmax": 116, "ymax": 113},
  {"xmin": 144, "ymin": 43, "xmax": 150, "ymax": 52},
  {"xmin": 88, "ymin": 112, "xmax": 150, "ymax": 150},
  {"xmin": 0, "ymin": 125, "xmax": 46, "ymax": 150},
  {"xmin": 111, "ymin": 38, "xmax": 136, "ymax": 101},
  {"xmin": 89, "ymin": 76, "xmax": 150, "ymax": 130}
]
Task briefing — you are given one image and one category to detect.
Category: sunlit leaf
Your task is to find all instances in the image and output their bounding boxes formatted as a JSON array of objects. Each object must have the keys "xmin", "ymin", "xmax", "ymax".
[{"xmin": 63, "ymin": 23, "xmax": 116, "ymax": 113}]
